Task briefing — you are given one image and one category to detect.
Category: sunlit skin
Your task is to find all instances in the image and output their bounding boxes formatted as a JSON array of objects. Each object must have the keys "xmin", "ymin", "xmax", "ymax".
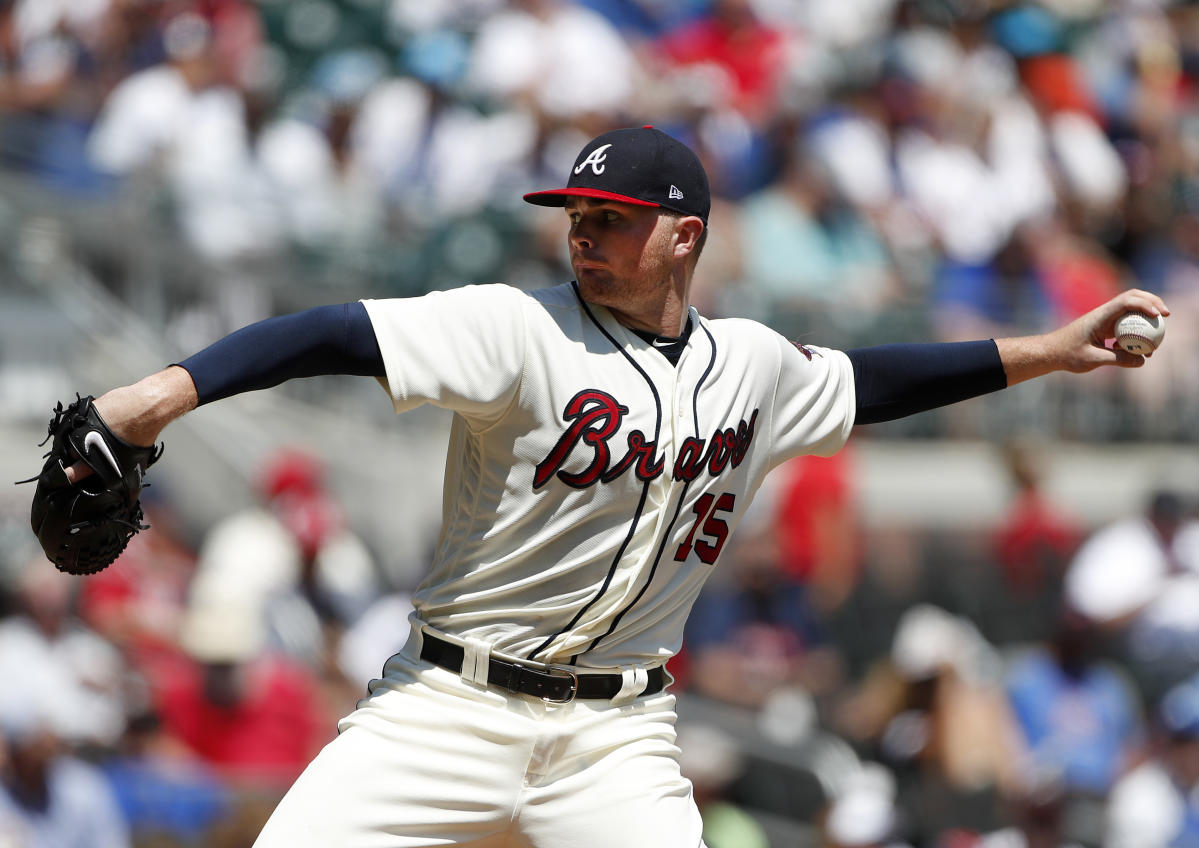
[{"xmin": 565, "ymin": 197, "xmax": 704, "ymax": 337}]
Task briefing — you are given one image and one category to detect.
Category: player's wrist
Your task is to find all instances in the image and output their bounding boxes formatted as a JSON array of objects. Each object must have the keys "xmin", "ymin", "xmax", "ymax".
[
  {"xmin": 95, "ymin": 366, "xmax": 197, "ymax": 446},
  {"xmin": 995, "ymin": 334, "xmax": 1061, "ymax": 385}
]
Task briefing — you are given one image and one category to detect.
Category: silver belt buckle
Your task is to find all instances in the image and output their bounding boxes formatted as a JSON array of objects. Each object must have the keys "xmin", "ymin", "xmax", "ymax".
[{"xmin": 541, "ymin": 666, "xmax": 579, "ymax": 703}]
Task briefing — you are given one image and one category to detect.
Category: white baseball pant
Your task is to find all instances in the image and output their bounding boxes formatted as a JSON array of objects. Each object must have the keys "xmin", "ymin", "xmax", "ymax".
[{"xmin": 252, "ymin": 627, "xmax": 707, "ymax": 847}]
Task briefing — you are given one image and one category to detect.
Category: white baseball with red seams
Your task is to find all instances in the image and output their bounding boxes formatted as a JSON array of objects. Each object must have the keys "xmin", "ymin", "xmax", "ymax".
[
  {"xmin": 361, "ymin": 281, "xmax": 855, "ymax": 669},
  {"xmin": 1115, "ymin": 311, "xmax": 1166, "ymax": 355}
]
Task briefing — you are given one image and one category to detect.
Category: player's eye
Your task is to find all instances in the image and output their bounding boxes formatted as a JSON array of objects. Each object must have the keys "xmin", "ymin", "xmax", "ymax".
[{"xmin": 604, "ymin": 211, "xmax": 620, "ymax": 222}]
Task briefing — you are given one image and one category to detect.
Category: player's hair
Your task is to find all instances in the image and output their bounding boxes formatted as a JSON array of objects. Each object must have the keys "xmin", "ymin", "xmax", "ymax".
[{"xmin": 660, "ymin": 209, "xmax": 708, "ymax": 265}]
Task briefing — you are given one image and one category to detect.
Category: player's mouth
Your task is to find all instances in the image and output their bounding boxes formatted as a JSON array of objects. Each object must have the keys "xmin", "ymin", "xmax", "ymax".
[{"xmin": 572, "ymin": 259, "xmax": 608, "ymax": 277}]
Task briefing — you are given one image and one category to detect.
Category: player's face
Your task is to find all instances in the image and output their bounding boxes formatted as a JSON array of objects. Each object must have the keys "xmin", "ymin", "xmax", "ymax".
[{"xmin": 565, "ymin": 198, "xmax": 678, "ymax": 317}]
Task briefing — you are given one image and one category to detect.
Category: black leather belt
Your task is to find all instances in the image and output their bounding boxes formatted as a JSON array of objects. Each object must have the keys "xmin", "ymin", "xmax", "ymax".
[{"xmin": 419, "ymin": 633, "xmax": 667, "ymax": 703}]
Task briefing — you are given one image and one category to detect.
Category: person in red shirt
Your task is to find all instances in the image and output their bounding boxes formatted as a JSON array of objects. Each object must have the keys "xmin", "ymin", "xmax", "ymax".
[
  {"xmin": 774, "ymin": 449, "xmax": 862, "ymax": 613},
  {"xmin": 155, "ymin": 594, "xmax": 332, "ymax": 791},
  {"xmin": 655, "ymin": 0, "xmax": 787, "ymax": 122}
]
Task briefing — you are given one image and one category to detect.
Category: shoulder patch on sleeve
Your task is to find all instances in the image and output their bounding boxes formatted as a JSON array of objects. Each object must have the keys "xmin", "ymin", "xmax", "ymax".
[{"xmin": 791, "ymin": 341, "xmax": 821, "ymax": 361}]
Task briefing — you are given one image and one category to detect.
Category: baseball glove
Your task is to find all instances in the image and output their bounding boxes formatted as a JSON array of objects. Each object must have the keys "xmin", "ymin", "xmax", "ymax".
[{"xmin": 21, "ymin": 395, "xmax": 163, "ymax": 575}]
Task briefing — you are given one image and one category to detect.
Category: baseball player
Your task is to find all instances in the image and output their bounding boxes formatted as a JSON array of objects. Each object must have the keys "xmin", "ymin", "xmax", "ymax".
[{"xmin": 63, "ymin": 127, "xmax": 1167, "ymax": 847}]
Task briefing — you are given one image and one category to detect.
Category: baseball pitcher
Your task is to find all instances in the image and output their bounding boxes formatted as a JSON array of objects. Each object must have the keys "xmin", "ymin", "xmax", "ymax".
[{"xmin": 28, "ymin": 127, "xmax": 1169, "ymax": 847}]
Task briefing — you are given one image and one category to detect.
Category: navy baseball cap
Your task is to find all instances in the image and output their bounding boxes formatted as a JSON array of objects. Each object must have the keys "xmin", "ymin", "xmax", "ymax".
[{"xmin": 523, "ymin": 126, "xmax": 710, "ymax": 223}]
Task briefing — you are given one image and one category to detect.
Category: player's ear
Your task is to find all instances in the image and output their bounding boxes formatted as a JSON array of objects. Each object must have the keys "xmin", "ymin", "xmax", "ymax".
[{"xmin": 672, "ymin": 216, "xmax": 705, "ymax": 261}]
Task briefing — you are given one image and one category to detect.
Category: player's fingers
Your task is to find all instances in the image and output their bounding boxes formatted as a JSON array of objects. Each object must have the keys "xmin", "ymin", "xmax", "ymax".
[
  {"xmin": 1120, "ymin": 288, "xmax": 1170, "ymax": 317},
  {"xmin": 1088, "ymin": 290, "xmax": 1167, "ymax": 343},
  {"xmin": 1113, "ymin": 347, "xmax": 1147, "ymax": 368},
  {"xmin": 64, "ymin": 462, "xmax": 94, "ymax": 485},
  {"xmin": 1079, "ymin": 341, "xmax": 1144, "ymax": 372}
]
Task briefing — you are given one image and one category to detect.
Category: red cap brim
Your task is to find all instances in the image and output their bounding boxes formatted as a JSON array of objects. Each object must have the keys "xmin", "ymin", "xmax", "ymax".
[{"xmin": 522, "ymin": 187, "xmax": 660, "ymax": 208}]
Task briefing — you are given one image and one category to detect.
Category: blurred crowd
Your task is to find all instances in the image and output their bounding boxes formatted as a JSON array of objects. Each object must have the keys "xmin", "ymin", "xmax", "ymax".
[
  {"xmin": 3, "ymin": 441, "xmax": 1199, "ymax": 848},
  {"xmin": 0, "ymin": 448, "xmax": 402, "ymax": 847},
  {"xmin": 4, "ymin": 0, "xmax": 1199, "ymax": 846},
  {"xmin": 2, "ymin": 0, "xmax": 1199, "ymax": 436}
]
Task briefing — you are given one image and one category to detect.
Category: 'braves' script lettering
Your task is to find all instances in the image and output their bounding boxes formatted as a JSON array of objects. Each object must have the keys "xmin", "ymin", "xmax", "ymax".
[{"xmin": 534, "ymin": 389, "xmax": 757, "ymax": 489}]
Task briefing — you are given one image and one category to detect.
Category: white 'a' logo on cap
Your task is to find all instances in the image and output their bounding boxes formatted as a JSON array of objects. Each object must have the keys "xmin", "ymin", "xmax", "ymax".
[{"xmin": 574, "ymin": 144, "xmax": 613, "ymax": 176}]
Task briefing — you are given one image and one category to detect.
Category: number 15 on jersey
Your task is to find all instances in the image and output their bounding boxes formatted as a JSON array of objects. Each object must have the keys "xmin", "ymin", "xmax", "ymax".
[{"xmin": 674, "ymin": 492, "xmax": 736, "ymax": 565}]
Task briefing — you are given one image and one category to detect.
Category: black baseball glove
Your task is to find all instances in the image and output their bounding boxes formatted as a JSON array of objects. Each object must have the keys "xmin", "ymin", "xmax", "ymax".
[{"xmin": 21, "ymin": 395, "xmax": 163, "ymax": 575}]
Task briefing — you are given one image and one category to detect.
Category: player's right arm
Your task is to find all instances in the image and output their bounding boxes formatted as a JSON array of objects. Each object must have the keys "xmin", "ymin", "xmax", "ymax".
[
  {"xmin": 67, "ymin": 302, "xmax": 385, "ymax": 483},
  {"xmin": 73, "ymin": 366, "xmax": 198, "ymax": 467}
]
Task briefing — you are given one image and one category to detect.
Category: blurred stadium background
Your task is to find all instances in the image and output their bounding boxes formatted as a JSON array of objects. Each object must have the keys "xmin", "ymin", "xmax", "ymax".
[{"xmin": 1, "ymin": 1, "xmax": 1199, "ymax": 846}]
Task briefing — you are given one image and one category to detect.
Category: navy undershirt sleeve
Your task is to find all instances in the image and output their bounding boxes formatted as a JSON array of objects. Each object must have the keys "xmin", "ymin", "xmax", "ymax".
[
  {"xmin": 847, "ymin": 340, "xmax": 1007, "ymax": 425},
  {"xmin": 176, "ymin": 302, "xmax": 385, "ymax": 406}
]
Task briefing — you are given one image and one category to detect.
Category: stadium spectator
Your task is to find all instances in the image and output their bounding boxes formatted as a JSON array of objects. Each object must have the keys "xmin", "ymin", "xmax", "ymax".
[
  {"xmin": 987, "ymin": 440, "xmax": 1083, "ymax": 644},
  {"xmin": 684, "ymin": 514, "xmax": 843, "ymax": 709},
  {"xmin": 87, "ymin": 11, "xmax": 282, "ymax": 275},
  {"xmin": 653, "ymin": 0, "xmax": 786, "ymax": 123},
  {"xmin": 837, "ymin": 605, "xmax": 1026, "ymax": 845},
  {"xmin": 243, "ymin": 46, "xmax": 393, "ymax": 255},
  {"xmin": 735, "ymin": 129, "xmax": 895, "ymax": 339},
  {"xmin": 155, "ymin": 586, "xmax": 333, "ymax": 791},
  {"xmin": 0, "ymin": 710, "xmax": 131, "ymax": 848},
  {"xmin": 102, "ymin": 710, "xmax": 231, "ymax": 847},
  {"xmin": 336, "ymin": 591, "xmax": 414, "ymax": 691},
  {"xmin": 676, "ymin": 722, "xmax": 770, "ymax": 848},
  {"xmin": 189, "ymin": 447, "xmax": 379, "ymax": 672},
  {"xmin": 0, "ymin": 0, "xmax": 105, "ymax": 189},
  {"xmin": 0, "ymin": 558, "xmax": 129, "ymax": 750},
  {"xmin": 1065, "ymin": 489, "xmax": 1199, "ymax": 702},
  {"xmin": 466, "ymin": 0, "xmax": 636, "ymax": 122},
  {"xmin": 1106, "ymin": 672, "xmax": 1199, "ymax": 848},
  {"xmin": 820, "ymin": 762, "xmax": 910, "ymax": 848},
  {"xmin": 1004, "ymin": 607, "xmax": 1146, "ymax": 844},
  {"xmin": 75, "ymin": 486, "xmax": 198, "ymax": 697},
  {"xmin": 773, "ymin": 449, "xmax": 863, "ymax": 614}
]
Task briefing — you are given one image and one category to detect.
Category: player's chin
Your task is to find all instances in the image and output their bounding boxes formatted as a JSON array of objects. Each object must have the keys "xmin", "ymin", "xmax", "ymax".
[{"xmin": 574, "ymin": 269, "xmax": 616, "ymax": 299}]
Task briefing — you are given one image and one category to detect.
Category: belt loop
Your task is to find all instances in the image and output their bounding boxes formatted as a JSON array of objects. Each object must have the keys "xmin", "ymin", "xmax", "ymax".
[
  {"xmin": 611, "ymin": 667, "xmax": 648, "ymax": 706},
  {"xmin": 462, "ymin": 637, "xmax": 492, "ymax": 686},
  {"xmin": 405, "ymin": 620, "xmax": 427, "ymax": 662}
]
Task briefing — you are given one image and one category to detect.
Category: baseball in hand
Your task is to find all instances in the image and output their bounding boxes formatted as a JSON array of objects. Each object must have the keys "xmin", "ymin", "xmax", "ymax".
[{"xmin": 1114, "ymin": 311, "xmax": 1166, "ymax": 355}]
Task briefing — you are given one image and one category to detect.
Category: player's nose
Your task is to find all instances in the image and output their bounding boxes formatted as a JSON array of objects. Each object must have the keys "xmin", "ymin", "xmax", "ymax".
[{"xmin": 569, "ymin": 223, "xmax": 595, "ymax": 250}]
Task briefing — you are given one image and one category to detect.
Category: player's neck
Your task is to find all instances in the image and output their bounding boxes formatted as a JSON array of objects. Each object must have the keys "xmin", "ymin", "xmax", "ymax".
[
  {"xmin": 608, "ymin": 299, "xmax": 689, "ymax": 337},
  {"xmin": 607, "ymin": 271, "xmax": 691, "ymax": 337}
]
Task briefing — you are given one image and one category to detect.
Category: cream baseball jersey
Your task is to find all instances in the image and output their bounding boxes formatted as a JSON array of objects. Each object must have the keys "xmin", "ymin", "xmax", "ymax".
[{"xmin": 362, "ymin": 281, "xmax": 855, "ymax": 669}]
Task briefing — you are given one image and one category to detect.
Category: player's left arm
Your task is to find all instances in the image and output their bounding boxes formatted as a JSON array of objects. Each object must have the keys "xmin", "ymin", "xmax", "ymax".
[
  {"xmin": 850, "ymin": 288, "xmax": 1169, "ymax": 425},
  {"xmin": 994, "ymin": 288, "xmax": 1168, "ymax": 383}
]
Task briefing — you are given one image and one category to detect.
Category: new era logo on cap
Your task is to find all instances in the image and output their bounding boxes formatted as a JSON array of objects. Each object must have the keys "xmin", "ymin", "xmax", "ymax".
[{"xmin": 523, "ymin": 126, "xmax": 710, "ymax": 223}]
